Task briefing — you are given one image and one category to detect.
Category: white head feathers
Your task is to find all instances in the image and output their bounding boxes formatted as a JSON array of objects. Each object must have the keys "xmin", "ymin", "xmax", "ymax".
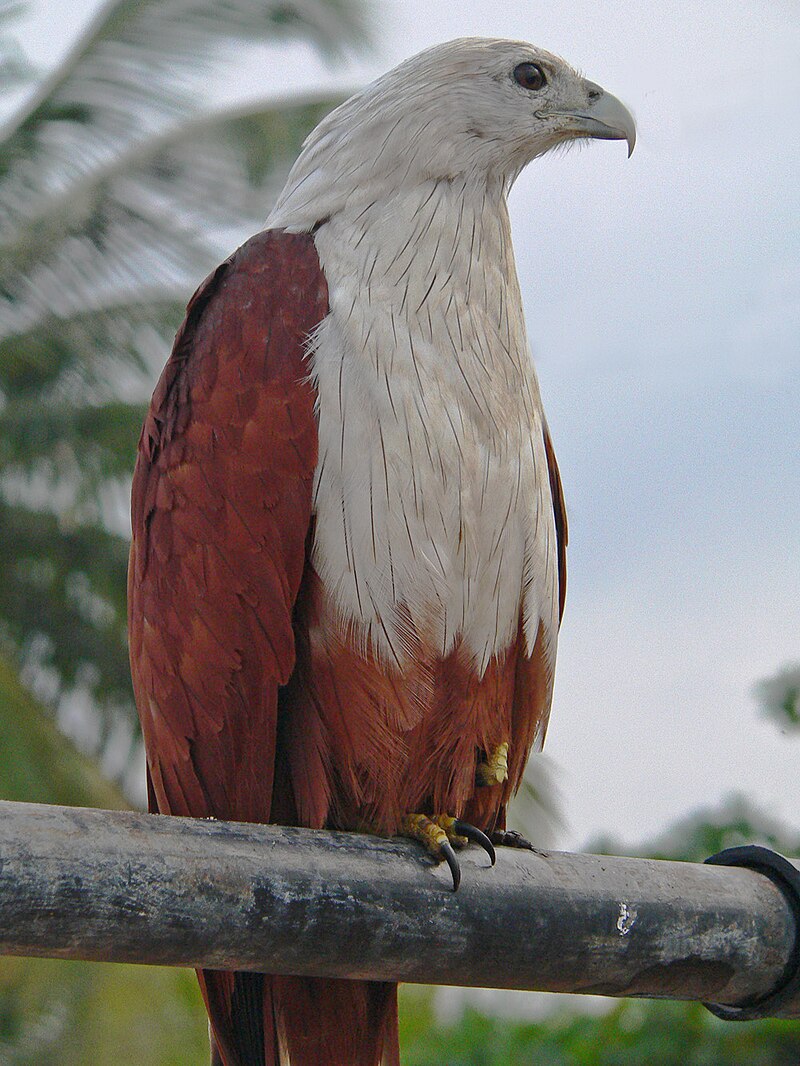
[{"xmin": 268, "ymin": 37, "xmax": 635, "ymax": 233}]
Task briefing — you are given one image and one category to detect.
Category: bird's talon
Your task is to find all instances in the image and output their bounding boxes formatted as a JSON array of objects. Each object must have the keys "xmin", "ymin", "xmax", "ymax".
[
  {"xmin": 453, "ymin": 819, "xmax": 496, "ymax": 865},
  {"xmin": 401, "ymin": 813, "xmax": 495, "ymax": 890},
  {"xmin": 476, "ymin": 741, "xmax": 510, "ymax": 786},
  {"xmin": 440, "ymin": 839, "xmax": 461, "ymax": 891}
]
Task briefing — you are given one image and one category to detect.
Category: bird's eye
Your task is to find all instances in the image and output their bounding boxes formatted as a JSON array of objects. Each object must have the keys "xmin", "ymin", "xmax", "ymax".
[{"xmin": 513, "ymin": 63, "xmax": 546, "ymax": 91}]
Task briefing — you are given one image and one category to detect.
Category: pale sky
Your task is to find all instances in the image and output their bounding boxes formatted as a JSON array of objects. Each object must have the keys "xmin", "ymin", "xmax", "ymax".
[{"xmin": 12, "ymin": 1, "xmax": 800, "ymax": 854}]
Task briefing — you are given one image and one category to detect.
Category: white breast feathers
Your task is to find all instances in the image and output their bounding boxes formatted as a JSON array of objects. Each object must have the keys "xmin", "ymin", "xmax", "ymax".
[{"xmin": 303, "ymin": 177, "xmax": 559, "ymax": 676}]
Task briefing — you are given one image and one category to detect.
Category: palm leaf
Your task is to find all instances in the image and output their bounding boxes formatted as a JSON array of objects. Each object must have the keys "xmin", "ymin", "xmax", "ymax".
[
  {"xmin": 0, "ymin": 501, "xmax": 131, "ymax": 705},
  {"xmin": 0, "ymin": 398, "xmax": 145, "ymax": 484},
  {"xmin": 0, "ymin": 0, "xmax": 364, "ymax": 220},
  {"xmin": 0, "ymin": 96, "xmax": 343, "ymax": 375},
  {"xmin": 0, "ymin": 0, "xmax": 31, "ymax": 89},
  {"xmin": 0, "ymin": 297, "xmax": 185, "ymax": 398}
]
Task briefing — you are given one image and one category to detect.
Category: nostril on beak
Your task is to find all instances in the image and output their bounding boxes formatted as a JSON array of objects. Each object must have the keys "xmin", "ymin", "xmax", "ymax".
[{"xmin": 588, "ymin": 89, "xmax": 601, "ymax": 100}]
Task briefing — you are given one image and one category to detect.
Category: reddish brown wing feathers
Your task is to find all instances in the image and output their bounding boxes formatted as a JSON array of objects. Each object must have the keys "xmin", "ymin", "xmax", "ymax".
[
  {"xmin": 543, "ymin": 422, "xmax": 568, "ymax": 623},
  {"xmin": 483, "ymin": 426, "xmax": 568, "ymax": 831},
  {"xmin": 128, "ymin": 229, "xmax": 327, "ymax": 825}
]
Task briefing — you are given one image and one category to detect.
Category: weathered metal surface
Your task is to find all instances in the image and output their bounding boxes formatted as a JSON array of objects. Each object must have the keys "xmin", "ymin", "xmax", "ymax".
[{"xmin": 0, "ymin": 800, "xmax": 797, "ymax": 1016}]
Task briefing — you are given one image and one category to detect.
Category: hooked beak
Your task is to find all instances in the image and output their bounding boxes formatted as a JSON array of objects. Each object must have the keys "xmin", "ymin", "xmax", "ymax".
[{"xmin": 550, "ymin": 82, "xmax": 637, "ymax": 157}]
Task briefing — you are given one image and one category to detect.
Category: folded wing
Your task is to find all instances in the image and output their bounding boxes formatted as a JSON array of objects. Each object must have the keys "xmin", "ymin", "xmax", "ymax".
[{"xmin": 128, "ymin": 229, "xmax": 327, "ymax": 826}]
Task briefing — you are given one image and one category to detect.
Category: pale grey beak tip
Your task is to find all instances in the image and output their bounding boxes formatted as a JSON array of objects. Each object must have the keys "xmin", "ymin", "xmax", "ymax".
[{"xmin": 573, "ymin": 82, "xmax": 637, "ymax": 158}]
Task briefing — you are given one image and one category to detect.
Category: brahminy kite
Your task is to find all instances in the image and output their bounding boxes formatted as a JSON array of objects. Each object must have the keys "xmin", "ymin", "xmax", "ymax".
[{"xmin": 128, "ymin": 36, "xmax": 635, "ymax": 1066}]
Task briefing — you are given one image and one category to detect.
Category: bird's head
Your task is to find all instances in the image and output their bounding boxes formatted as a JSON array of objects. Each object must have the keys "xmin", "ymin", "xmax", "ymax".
[
  {"xmin": 389, "ymin": 37, "xmax": 636, "ymax": 176},
  {"xmin": 269, "ymin": 38, "xmax": 635, "ymax": 228}
]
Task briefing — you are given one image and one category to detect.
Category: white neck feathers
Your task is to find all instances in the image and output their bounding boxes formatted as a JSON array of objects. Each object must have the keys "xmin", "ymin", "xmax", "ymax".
[{"xmin": 300, "ymin": 178, "xmax": 559, "ymax": 674}]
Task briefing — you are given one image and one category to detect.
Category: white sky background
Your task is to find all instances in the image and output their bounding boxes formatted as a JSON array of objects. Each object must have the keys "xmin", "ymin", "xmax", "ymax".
[{"xmin": 10, "ymin": 1, "xmax": 800, "ymax": 855}]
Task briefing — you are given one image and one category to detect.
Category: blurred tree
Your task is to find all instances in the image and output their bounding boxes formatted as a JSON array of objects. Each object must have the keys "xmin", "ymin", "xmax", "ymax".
[
  {"xmin": 0, "ymin": 648, "xmax": 125, "ymax": 807},
  {"xmin": 0, "ymin": 0, "xmax": 362, "ymax": 780},
  {"xmin": 0, "ymin": 955, "xmax": 209, "ymax": 1066},
  {"xmin": 756, "ymin": 662, "xmax": 800, "ymax": 732},
  {"xmin": 399, "ymin": 995, "xmax": 800, "ymax": 1066},
  {"xmin": 0, "ymin": 0, "xmax": 31, "ymax": 87},
  {"xmin": 587, "ymin": 793, "xmax": 800, "ymax": 864}
]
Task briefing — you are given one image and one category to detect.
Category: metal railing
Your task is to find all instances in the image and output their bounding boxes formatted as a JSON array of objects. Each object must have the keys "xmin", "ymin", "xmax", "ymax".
[{"xmin": 0, "ymin": 799, "xmax": 797, "ymax": 1020}]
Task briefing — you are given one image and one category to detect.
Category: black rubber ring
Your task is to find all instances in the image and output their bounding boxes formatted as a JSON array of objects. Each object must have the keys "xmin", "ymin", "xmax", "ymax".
[{"xmin": 703, "ymin": 845, "xmax": 800, "ymax": 1020}]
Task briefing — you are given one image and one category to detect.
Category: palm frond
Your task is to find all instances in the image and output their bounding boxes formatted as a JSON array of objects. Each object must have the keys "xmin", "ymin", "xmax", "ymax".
[
  {"xmin": 0, "ymin": 0, "xmax": 365, "ymax": 232},
  {"xmin": 0, "ymin": 0, "xmax": 32, "ymax": 90},
  {"xmin": 0, "ymin": 500, "xmax": 131, "ymax": 707},
  {"xmin": 0, "ymin": 296, "xmax": 185, "ymax": 402},
  {"xmin": 0, "ymin": 397, "xmax": 145, "ymax": 483},
  {"xmin": 0, "ymin": 0, "xmax": 367, "ymax": 773},
  {"xmin": 0, "ymin": 197, "xmax": 212, "ymax": 346},
  {"xmin": 0, "ymin": 96, "xmax": 342, "ymax": 368}
]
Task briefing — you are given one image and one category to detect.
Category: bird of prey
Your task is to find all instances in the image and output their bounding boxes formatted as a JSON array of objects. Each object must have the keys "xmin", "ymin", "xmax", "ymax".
[{"xmin": 128, "ymin": 36, "xmax": 634, "ymax": 1066}]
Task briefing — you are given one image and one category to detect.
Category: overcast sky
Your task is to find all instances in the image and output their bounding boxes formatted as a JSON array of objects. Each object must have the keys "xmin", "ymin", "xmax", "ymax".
[{"xmin": 12, "ymin": 1, "xmax": 800, "ymax": 854}]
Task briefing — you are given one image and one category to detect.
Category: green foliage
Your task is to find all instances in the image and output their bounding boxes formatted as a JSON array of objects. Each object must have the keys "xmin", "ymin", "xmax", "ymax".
[
  {"xmin": 399, "ymin": 995, "xmax": 800, "ymax": 1066},
  {"xmin": 588, "ymin": 794, "xmax": 800, "ymax": 864},
  {"xmin": 0, "ymin": 956, "xmax": 208, "ymax": 1065},
  {"xmin": 0, "ymin": 649, "xmax": 125, "ymax": 808},
  {"xmin": 756, "ymin": 663, "xmax": 800, "ymax": 731},
  {"xmin": 0, "ymin": 398, "xmax": 146, "ymax": 481},
  {"xmin": 0, "ymin": 499, "xmax": 133, "ymax": 720}
]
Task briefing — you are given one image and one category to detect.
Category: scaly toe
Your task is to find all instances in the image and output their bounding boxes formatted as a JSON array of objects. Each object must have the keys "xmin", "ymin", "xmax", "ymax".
[
  {"xmin": 401, "ymin": 813, "xmax": 495, "ymax": 890},
  {"xmin": 401, "ymin": 813, "xmax": 461, "ymax": 890},
  {"xmin": 476, "ymin": 741, "xmax": 509, "ymax": 787}
]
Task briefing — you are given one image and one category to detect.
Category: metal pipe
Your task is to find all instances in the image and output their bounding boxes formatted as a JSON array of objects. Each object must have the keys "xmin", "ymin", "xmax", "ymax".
[{"xmin": 0, "ymin": 800, "xmax": 797, "ymax": 1017}]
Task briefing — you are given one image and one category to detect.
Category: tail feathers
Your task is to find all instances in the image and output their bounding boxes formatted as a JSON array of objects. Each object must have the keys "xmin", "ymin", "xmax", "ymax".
[
  {"xmin": 276, "ymin": 976, "xmax": 398, "ymax": 1066},
  {"xmin": 200, "ymin": 971, "xmax": 279, "ymax": 1066},
  {"xmin": 201, "ymin": 970, "xmax": 398, "ymax": 1066}
]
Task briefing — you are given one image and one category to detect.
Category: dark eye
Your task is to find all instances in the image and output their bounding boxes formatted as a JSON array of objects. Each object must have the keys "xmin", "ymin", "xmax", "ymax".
[{"xmin": 513, "ymin": 62, "xmax": 546, "ymax": 91}]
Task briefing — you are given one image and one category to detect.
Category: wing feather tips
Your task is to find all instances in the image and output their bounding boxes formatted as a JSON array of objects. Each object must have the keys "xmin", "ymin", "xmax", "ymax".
[
  {"xmin": 542, "ymin": 423, "xmax": 567, "ymax": 623},
  {"xmin": 128, "ymin": 229, "xmax": 329, "ymax": 826}
]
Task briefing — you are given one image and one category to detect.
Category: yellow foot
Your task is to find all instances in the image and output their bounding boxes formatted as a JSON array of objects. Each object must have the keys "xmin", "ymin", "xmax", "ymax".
[
  {"xmin": 476, "ymin": 741, "xmax": 509, "ymax": 787},
  {"xmin": 401, "ymin": 813, "xmax": 496, "ymax": 891}
]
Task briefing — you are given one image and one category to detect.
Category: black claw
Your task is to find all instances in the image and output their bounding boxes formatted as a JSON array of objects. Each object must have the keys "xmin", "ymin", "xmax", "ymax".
[
  {"xmin": 490, "ymin": 829, "xmax": 540, "ymax": 853},
  {"xmin": 454, "ymin": 820, "xmax": 496, "ymax": 866},
  {"xmin": 441, "ymin": 839, "xmax": 461, "ymax": 891}
]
